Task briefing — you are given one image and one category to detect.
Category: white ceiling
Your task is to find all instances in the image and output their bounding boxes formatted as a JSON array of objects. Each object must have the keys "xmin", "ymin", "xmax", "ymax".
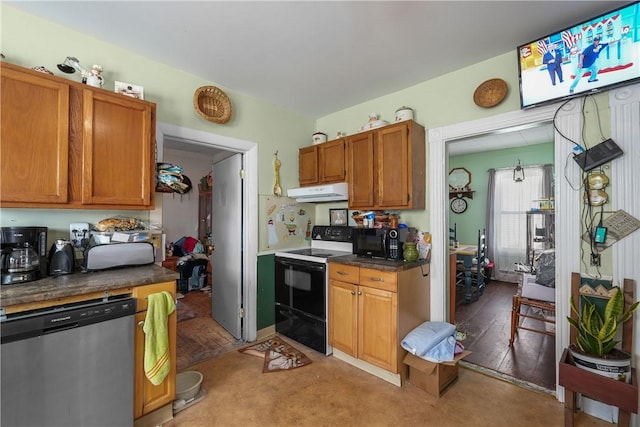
[{"xmin": 8, "ymin": 1, "xmax": 627, "ymax": 120}]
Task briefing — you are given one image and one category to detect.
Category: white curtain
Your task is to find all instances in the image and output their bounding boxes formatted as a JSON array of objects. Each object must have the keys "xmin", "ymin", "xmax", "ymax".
[{"xmin": 490, "ymin": 166, "xmax": 545, "ymax": 282}]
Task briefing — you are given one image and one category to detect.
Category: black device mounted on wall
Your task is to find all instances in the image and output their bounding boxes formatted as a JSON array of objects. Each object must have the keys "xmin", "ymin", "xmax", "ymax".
[{"xmin": 572, "ymin": 138, "xmax": 623, "ymax": 171}]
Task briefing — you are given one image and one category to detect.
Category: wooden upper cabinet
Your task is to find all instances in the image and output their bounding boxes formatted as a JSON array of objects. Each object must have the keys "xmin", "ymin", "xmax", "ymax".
[
  {"xmin": 298, "ymin": 138, "xmax": 346, "ymax": 186},
  {"xmin": 298, "ymin": 145, "xmax": 319, "ymax": 186},
  {"xmin": 81, "ymin": 90, "xmax": 154, "ymax": 207},
  {"xmin": 0, "ymin": 64, "xmax": 70, "ymax": 204},
  {"xmin": 318, "ymin": 139, "xmax": 346, "ymax": 183},
  {"xmin": 0, "ymin": 62, "xmax": 156, "ymax": 210},
  {"xmin": 346, "ymin": 132, "xmax": 375, "ymax": 209},
  {"xmin": 347, "ymin": 120, "xmax": 425, "ymax": 210}
]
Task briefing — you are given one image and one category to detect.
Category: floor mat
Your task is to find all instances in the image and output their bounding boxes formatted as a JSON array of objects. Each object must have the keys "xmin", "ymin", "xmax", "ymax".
[{"xmin": 239, "ymin": 336, "xmax": 312, "ymax": 373}]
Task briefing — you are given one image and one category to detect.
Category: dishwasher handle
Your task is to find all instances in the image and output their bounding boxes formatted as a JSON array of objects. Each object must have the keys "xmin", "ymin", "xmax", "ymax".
[{"xmin": 44, "ymin": 321, "xmax": 80, "ymax": 335}]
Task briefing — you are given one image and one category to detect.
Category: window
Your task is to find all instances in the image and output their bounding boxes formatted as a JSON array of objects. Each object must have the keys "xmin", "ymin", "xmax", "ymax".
[{"xmin": 490, "ymin": 166, "xmax": 546, "ymax": 282}]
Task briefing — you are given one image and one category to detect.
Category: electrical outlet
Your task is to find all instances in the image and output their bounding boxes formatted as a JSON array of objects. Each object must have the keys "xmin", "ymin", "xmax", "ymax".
[
  {"xmin": 590, "ymin": 253, "xmax": 601, "ymax": 267},
  {"xmin": 69, "ymin": 222, "xmax": 89, "ymax": 248}
]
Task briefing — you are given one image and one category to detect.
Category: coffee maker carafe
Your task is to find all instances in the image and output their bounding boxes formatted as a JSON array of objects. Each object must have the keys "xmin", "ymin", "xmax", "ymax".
[{"xmin": 1, "ymin": 226, "xmax": 48, "ymax": 285}]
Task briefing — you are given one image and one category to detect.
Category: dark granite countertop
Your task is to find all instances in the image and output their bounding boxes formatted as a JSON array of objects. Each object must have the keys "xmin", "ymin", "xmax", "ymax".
[
  {"xmin": 0, "ymin": 264, "xmax": 179, "ymax": 308},
  {"xmin": 328, "ymin": 254, "xmax": 430, "ymax": 272}
]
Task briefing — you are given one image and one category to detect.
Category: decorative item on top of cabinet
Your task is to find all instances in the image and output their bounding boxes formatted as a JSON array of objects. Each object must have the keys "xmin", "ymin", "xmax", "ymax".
[
  {"xmin": 0, "ymin": 62, "xmax": 156, "ymax": 210},
  {"xmin": 298, "ymin": 137, "xmax": 346, "ymax": 186},
  {"xmin": 347, "ymin": 120, "xmax": 425, "ymax": 210}
]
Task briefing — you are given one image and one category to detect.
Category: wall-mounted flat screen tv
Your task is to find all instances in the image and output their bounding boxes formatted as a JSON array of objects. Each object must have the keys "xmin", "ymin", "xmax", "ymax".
[{"xmin": 518, "ymin": 1, "xmax": 640, "ymax": 109}]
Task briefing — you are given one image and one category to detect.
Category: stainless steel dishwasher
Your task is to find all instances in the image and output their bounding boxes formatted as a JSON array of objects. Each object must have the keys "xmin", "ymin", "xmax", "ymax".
[{"xmin": 1, "ymin": 295, "xmax": 136, "ymax": 427}]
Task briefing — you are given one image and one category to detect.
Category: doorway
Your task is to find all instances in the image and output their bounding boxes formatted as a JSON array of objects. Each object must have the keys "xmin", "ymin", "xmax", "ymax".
[
  {"xmin": 154, "ymin": 122, "xmax": 259, "ymax": 344},
  {"xmin": 448, "ymin": 134, "xmax": 556, "ymax": 391},
  {"xmin": 429, "ymin": 102, "xmax": 585, "ymax": 400}
]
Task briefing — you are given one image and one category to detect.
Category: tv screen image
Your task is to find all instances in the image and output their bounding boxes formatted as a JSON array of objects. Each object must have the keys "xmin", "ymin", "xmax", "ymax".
[{"xmin": 518, "ymin": 2, "xmax": 640, "ymax": 109}]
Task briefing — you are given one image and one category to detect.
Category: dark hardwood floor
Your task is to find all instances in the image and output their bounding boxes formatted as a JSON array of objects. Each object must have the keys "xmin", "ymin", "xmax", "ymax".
[
  {"xmin": 176, "ymin": 289, "xmax": 244, "ymax": 371},
  {"xmin": 455, "ymin": 280, "xmax": 556, "ymax": 392}
]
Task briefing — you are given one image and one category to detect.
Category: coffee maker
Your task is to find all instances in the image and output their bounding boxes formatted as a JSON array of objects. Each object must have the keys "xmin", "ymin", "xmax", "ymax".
[{"xmin": 0, "ymin": 226, "xmax": 48, "ymax": 285}]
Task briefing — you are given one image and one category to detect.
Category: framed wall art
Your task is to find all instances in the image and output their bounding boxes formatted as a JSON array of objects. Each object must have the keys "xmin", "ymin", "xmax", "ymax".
[
  {"xmin": 329, "ymin": 208, "xmax": 348, "ymax": 226},
  {"xmin": 115, "ymin": 81, "xmax": 144, "ymax": 99}
]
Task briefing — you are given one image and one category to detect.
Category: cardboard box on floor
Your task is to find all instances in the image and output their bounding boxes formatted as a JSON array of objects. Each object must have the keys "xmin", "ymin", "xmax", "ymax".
[{"xmin": 403, "ymin": 350, "xmax": 472, "ymax": 398}]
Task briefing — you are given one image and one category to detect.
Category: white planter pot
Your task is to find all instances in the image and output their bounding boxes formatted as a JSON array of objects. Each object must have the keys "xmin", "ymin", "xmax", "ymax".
[{"xmin": 569, "ymin": 345, "xmax": 632, "ymax": 383}]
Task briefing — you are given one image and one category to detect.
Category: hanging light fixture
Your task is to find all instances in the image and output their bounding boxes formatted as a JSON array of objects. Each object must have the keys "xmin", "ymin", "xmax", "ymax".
[{"xmin": 513, "ymin": 159, "xmax": 525, "ymax": 182}]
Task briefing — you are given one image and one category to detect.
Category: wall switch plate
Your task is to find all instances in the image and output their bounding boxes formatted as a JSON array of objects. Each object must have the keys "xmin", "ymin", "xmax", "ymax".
[{"xmin": 70, "ymin": 222, "xmax": 89, "ymax": 248}]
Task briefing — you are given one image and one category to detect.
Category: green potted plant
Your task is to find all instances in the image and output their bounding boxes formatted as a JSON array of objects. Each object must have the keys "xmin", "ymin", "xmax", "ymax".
[{"xmin": 567, "ymin": 286, "xmax": 639, "ymax": 383}]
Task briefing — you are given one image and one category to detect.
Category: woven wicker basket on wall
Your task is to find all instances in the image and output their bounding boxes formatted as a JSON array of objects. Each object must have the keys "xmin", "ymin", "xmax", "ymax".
[{"xmin": 194, "ymin": 85, "xmax": 232, "ymax": 124}]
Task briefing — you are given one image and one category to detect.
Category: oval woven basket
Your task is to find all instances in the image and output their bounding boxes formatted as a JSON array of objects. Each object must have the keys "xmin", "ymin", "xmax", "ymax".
[{"xmin": 194, "ymin": 85, "xmax": 232, "ymax": 124}]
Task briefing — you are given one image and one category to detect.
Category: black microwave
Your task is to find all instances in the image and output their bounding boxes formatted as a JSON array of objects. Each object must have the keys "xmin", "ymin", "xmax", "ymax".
[{"xmin": 352, "ymin": 227, "xmax": 408, "ymax": 260}]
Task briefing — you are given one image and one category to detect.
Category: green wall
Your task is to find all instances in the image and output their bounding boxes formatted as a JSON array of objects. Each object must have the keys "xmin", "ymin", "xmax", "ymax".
[
  {"xmin": 449, "ymin": 142, "xmax": 555, "ymax": 244},
  {"xmin": 256, "ymin": 254, "xmax": 275, "ymax": 329}
]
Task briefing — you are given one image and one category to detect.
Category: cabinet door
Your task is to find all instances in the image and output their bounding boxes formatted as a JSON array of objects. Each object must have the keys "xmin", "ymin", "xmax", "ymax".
[
  {"xmin": 81, "ymin": 90, "xmax": 154, "ymax": 207},
  {"xmin": 298, "ymin": 145, "xmax": 319, "ymax": 186},
  {"xmin": 329, "ymin": 279, "xmax": 358, "ymax": 357},
  {"xmin": 347, "ymin": 131, "xmax": 375, "ymax": 209},
  {"xmin": 358, "ymin": 286, "xmax": 398, "ymax": 372},
  {"xmin": 0, "ymin": 65, "xmax": 69, "ymax": 204},
  {"xmin": 318, "ymin": 139, "xmax": 345, "ymax": 183},
  {"xmin": 133, "ymin": 282, "xmax": 177, "ymax": 419},
  {"xmin": 377, "ymin": 123, "xmax": 411, "ymax": 208}
]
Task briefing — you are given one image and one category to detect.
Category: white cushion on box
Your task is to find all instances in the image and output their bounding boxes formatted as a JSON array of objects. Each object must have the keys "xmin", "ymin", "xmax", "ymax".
[{"xmin": 520, "ymin": 273, "xmax": 555, "ymax": 302}]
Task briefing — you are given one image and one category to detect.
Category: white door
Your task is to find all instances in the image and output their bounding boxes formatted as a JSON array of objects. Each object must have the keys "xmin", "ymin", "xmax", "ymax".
[{"xmin": 211, "ymin": 154, "xmax": 243, "ymax": 338}]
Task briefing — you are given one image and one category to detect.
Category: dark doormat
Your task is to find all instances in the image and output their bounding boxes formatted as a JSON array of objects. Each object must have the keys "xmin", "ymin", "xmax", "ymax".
[{"xmin": 239, "ymin": 336, "xmax": 312, "ymax": 373}]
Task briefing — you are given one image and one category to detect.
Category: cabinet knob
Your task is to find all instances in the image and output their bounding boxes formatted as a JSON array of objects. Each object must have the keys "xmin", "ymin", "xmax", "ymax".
[
  {"xmin": 138, "ymin": 320, "xmax": 145, "ymax": 327},
  {"xmin": 357, "ymin": 291, "xmax": 362, "ymax": 295},
  {"xmin": 371, "ymin": 277, "xmax": 383, "ymax": 282},
  {"xmin": 337, "ymin": 271, "xmax": 348, "ymax": 275},
  {"xmin": 351, "ymin": 291, "xmax": 356, "ymax": 295}
]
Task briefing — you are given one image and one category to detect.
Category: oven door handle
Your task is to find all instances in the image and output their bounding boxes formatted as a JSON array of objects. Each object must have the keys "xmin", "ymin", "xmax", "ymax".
[{"xmin": 276, "ymin": 258, "xmax": 326, "ymax": 272}]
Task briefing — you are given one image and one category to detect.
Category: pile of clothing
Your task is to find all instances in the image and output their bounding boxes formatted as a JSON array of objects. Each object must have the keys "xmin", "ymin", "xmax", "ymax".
[{"xmin": 170, "ymin": 236, "xmax": 209, "ymax": 293}]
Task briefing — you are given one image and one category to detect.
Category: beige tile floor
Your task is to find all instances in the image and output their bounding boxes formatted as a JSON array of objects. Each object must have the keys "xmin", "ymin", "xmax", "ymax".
[{"xmin": 166, "ymin": 337, "xmax": 612, "ymax": 427}]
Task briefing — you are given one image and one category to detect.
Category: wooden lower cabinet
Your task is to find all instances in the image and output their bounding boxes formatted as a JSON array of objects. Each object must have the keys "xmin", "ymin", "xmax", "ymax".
[
  {"xmin": 329, "ymin": 263, "xmax": 429, "ymax": 382},
  {"xmin": 133, "ymin": 281, "xmax": 177, "ymax": 425}
]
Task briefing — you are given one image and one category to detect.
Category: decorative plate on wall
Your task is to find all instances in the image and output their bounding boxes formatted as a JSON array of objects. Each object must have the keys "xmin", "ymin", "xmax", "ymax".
[
  {"xmin": 473, "ymin": 78, "xmax": 508, "ymax": 108},
  {"xmin": 194, "ymin": 85, "xmax": 232, "ymax": 123}
]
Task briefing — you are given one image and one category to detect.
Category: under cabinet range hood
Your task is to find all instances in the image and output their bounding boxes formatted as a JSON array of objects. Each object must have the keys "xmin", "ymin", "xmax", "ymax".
[{"xmin": 287, "ymin": 182, "xmax": 348, "ymax": 202}]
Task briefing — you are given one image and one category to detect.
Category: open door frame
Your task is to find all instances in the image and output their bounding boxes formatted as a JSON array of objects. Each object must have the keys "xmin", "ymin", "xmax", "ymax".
[
  {"xmin": 428, "ymin": 100, "xmax": 584, "ymax": 400},
  {"xmin": 154, "ymin": 122, "xmax": 259, "ymax": 342}
]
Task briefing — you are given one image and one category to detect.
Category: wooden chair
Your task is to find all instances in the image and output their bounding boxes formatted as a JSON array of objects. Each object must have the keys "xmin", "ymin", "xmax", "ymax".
[
  {"xmin": 559, "ymin": 272, "xmax": 638, "ymax": 427},
  {"xmin": 449, "ymin": 223, "xmax": 457, "ymax": 246},
  {"xmin": 509, "ymin": 289, "xmax": 555, "ymax": 346},
  {"xmin": 455, "ymin": 229, "xmax": 486, "ymax": 302}
]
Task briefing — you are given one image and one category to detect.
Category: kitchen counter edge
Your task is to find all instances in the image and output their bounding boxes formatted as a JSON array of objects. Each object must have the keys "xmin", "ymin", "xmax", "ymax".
[
  {"xmin": 1, "ymin": 264, "xmax": 179, "ymax": 309},
  {"xmin": 328, "ymin": 254, "xmax": 430, "ymax": 271}
]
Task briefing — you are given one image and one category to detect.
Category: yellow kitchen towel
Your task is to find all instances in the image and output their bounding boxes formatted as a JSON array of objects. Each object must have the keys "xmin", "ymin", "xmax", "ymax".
[{"xmin": 143, "ymin": 291, "xmax": 176, "ymax": 386}]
